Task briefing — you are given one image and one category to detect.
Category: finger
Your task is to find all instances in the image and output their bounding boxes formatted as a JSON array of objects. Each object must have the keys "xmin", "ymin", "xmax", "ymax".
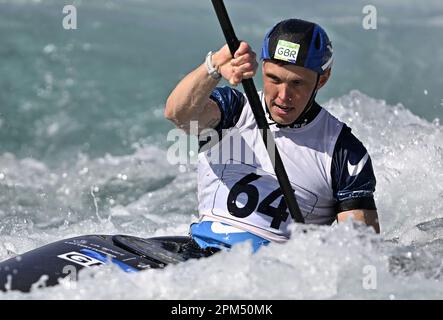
[
  {"xmin": 234, "ymin": 41, "xmax": 250, "ymax": 58},
  {"xmin": 242, "ymin": 71, "xmax": 256, "ymax": 79},
  {"xmin": 234, "ymin": 60, "xmax": 258, "ymax": 75},
  {"xmin": 232, "ymin": 64, "xmax": 251, "ymax": 76},
  {"xmin": 230, "ymin": 72, "xmax": 243, "ymax": 85},
  {"xmin": 231, "ymin": 52, "xmax": 256, "ymax": 67},
  {"xmin": 229, "ymin": 77, "xmax": 240, "ymax": 86}
]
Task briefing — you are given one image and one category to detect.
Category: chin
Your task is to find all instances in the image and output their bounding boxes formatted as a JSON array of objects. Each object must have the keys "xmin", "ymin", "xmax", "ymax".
[
  {"xmin": 275, "ymin": 119, "xmax": 293, "ymax": 126},
  {"xmin": 270, "ymin": 110, "xmax": 298, "ymax": 125}
]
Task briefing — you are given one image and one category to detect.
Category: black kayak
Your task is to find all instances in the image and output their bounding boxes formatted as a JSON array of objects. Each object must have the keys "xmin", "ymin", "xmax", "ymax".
[{"xmin": 0, "ymin": 234, "xmax": 218, "ymax": 293}]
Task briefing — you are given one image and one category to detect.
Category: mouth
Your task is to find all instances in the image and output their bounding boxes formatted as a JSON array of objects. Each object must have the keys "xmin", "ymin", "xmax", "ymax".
[{"xmin": 273, "ymin": 103, "xmax": 294, "ymax": 114}]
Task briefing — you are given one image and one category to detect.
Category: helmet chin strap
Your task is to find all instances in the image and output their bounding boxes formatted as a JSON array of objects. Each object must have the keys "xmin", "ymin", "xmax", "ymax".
[{"xmin": 276, "ymin": 73, "xmax": 320, "ymax": 128}]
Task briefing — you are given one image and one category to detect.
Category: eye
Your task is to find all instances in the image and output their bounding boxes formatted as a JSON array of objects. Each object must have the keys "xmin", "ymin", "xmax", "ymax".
[
  {"xmin": 291, "ymin": 80, "xmax": 303, "ymax": 86},
  {"xmin": 268, "ymin": 75, "xmax": 281, "ymax": 83}
]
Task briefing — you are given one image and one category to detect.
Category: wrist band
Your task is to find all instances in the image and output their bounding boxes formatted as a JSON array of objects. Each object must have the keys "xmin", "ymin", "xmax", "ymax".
[{"xmin": 205, "ymin": 51, "xmax": 222, "ymax": 80}]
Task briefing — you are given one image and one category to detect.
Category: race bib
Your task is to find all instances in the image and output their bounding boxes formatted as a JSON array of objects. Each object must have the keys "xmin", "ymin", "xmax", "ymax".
[{"xmin": 211, "ymin": 162, "xmax": 317, "ymax": 233}]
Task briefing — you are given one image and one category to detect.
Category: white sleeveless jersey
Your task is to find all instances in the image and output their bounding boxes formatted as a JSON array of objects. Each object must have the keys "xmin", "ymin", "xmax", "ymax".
[{"xmin": 197, "ymin": 91, "xmax": 344, "ymax": 242}]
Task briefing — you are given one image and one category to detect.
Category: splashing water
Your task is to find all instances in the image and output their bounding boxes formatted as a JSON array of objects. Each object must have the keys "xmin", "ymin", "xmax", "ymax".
[{"xmin": 1, "ymin": 91, "xmax": 442, "ymax": 299}]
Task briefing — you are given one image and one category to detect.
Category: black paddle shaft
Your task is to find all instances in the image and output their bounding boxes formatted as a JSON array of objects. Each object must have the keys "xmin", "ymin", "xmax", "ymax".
[{"xmin": 210, "ymin": 0, "xmax": 305, "ymax": 224}]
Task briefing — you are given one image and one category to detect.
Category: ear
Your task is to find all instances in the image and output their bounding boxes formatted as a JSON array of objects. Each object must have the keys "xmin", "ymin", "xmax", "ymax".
[
  {"xmin": 262, "ymin": 60, "xmax": 269, "ymax": 75},
  {"xmin": 317, "ymin": 67, "xmax": 331, "ymax": 90}
]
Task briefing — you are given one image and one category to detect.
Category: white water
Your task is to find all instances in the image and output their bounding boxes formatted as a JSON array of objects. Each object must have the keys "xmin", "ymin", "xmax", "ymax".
[{"xmin": 1, "ymin": 91, "xmax": 442, "ymax": 299}]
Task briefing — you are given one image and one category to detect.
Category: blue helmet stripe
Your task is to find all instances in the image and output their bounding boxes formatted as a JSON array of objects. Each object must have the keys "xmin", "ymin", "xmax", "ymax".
[{"xmin": 260, "ymin": 25, "xmax": 277, "ymax": 61}]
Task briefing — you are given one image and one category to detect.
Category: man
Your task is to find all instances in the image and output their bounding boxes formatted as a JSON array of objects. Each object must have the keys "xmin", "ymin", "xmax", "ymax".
[{"xmin": 165, "ymin": 19, "xmax": 380, "ymax": 252}]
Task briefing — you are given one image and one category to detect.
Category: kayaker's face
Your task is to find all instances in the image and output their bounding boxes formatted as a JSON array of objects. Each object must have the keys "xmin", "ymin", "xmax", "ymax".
[{"xmin": 262, "ymin": 61, "xmax": 328, "ymax": 125}]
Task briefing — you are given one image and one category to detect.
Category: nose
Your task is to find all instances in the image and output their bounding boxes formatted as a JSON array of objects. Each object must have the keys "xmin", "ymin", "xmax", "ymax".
[{"xmin": 277, "ymin": 84, "xmax": 292, "ymax": 104}]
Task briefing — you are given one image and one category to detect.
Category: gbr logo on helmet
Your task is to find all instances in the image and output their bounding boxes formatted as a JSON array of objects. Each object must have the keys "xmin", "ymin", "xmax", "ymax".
[{"xmin": 274, "ymin": 39, "xmax": 300, "ymax": 63}]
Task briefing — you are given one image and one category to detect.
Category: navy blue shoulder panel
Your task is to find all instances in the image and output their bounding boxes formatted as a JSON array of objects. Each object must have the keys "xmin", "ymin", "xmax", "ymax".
[
  {"xmin": 199, "ymin": 86, "xmax": 246, "ymax": 150},
  {"xmin": 331, "ymin": 125, "xmax": 377, "ymax": 212},
  {"xmin": 210, "ymin": 86, "xmax": 246, "ymax": 131}
]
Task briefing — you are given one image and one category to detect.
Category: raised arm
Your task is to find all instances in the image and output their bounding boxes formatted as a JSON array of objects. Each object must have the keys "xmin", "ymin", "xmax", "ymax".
[{"xmin": 164, "ymin": 42, "xmax": 257, "ymax": 134}]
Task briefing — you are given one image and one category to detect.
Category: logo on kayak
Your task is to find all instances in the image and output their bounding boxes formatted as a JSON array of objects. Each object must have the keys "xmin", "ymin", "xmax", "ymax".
[
  {"xmin": 57, "ymin": 251, "xmax": 105, "ymax": 268},
  {"xmin": 274, "ymin": 40, "xmax": 300, "ymax": 63}
]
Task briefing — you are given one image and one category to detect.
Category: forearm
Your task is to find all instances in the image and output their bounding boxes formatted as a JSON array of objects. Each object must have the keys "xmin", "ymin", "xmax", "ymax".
[
  {"xmin": 164, "ymin": 42, "xmax": 257, "ymax": 133},
  {"xmin": 337, "ymin": 209, "xmax": 380, "ymax": 234},
  {"xmin": 164, "ymin": 62, "xmax": 221, "ymax": 131}
]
